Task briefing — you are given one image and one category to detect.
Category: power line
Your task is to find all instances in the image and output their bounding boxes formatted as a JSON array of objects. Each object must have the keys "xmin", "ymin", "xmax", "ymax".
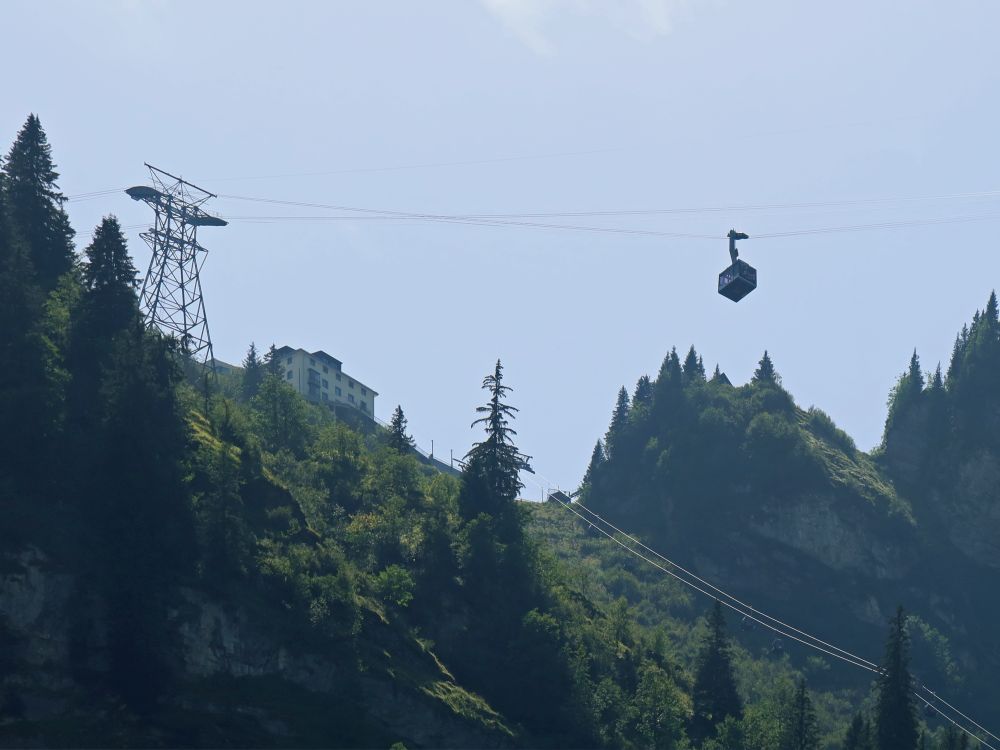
[
  {"xmin": 66, "ymin": 186, "xmax": 1000, "ymax": 242},
  {"xmin": 554, "ymin": 496, "xmax": 879, "ymax": 672},
  {"xmin": 548, "ymin": 494, "xmax": 998, "ymax": 749},
  {"xmin": 569, "ymin": 500, "xmax": 880, "ymax": 670}
]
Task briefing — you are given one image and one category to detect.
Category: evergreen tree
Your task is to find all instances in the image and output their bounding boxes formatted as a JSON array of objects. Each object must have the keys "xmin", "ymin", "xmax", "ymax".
[
  {"xmin": 930, "ymin": 363, "xmax": 943, "ymax": 391},
  {"xmin": 946, "ymin": 327, "xmax": 967, "ymax": 387},
  {"xmin": 844, "ymin": 713, "xmax": 875, "ymax": 750},
  {"xmin": 874, "ymin": 606, "xmax": 918, "ymax": 750},
  {"xmin": 0, "ymin": 165, "xmax": 61, "ymax": 487},
  {"xmin": 690, "ymin": 600, "xmax": 743, "ymax": 742},
  {"xmin": 604, "ymin": 386, "xmax": 630, "ymax": 459},
  {"xmin": 985, "ymin": 290, "xmax": 998, "ymax": 329},
  {"xmin": 388, "ymin": 404, "xmax": 415, "ymax": 452},
  {"xmin": 76, "ymin": 216, "xmax": 137, "ymax": 345},
  {"xmin": 883, "ymin": 350, "xmax": 925, "ymax": 444},
  {"xmin": 632, "ymin": 374, "xmax": 654, "ymax": 409},
  {"xmin": 652, "ymin": 347, "xmax": 684, "ymax": 425},
  {"xmin": 68, "ymin": 217, "xmax": 140, "ymax": 433},
  {"xmin": 89, "ymin": 326, "xmax": 196, "ymax": 709},
  {"xmin": 3, "ymin": 115, "xmax": 75, "ymax": 291},
  {"xmin": 460, "ymin": 360, "xmax": 528, "ymax": 521},
  {"xmin": 241, "ymin": 341, "xmax": 264, "ymax": 401},
  {"xmin": 752, "ymin": 350, "xmax": 780, "ymax": 385},
  {"xmin": 783, "ymin": 678, "xmax": 820, "ymax": 750},
  {"xmin": 683, "ymin": 345, "xmax": 706, "ymax": 384},
  {"xmin": 582, "ymin": 439, "xmax": 605, "ymax": 487},
  {"xmin": 251, "ymin": 372, "xmax": 309, "ymax": 455},
  {"xmin": 264, "ymin": 343, "xmax": 282, "ymax": 378}
]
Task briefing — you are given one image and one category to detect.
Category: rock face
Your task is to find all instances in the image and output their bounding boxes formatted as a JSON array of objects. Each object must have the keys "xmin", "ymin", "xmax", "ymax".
[
  {"xmin": 951, "ymin": 453, "xmax": 1000, "ymax": 570},
  {"xmin": 749, "ymin": 492, "xmax": 913, "ymax": 581},
  {"xmin": 0, "ymin": 547, "xmax": 512, "ymax": 748}
]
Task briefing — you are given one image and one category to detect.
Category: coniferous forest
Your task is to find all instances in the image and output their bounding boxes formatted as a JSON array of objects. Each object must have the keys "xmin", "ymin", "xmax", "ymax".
[{"xmin": 1, "ymin": 114, "xmax": 998, "ymax": 749}]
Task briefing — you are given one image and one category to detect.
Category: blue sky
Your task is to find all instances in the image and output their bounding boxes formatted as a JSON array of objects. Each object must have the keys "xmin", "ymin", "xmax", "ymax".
[{"xmin": 4, "ymin": 1, "xmax": 1000, "ymax": 495}]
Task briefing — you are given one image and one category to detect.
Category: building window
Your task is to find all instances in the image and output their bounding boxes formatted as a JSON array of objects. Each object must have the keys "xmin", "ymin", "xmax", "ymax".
[
  {"xmin": 335, "ymin": 386, "xmax": 342, "ymax": 396},
  {"xmin": 349, "ymin": 379, "xmax": 355, "ymax": 388},
  {"xmin": 322, "ymin": 379, "xmax": 329, "ymax": 389},
  {"xmin": 361, "ymin": 387, "xmax": 367, "ymax": 396},
  {"xmin": 323, "ymin": 365, "xmax": 328, "ymax": 373},
  {"xmin": 336, "ymin": 373, "xmax": 342, "ymax": 382},
  {"xmin": 286, "ymin": 371, "xmax": 293, "ymax": 380},
  {"xmin": 286, "ymin": 357, "xmax": 292, "ymax": 364},
  {"xmin": 310, "ymin": 358, "xmax": 315, "ymax": 366},
  {"xmin": 348, "ymin": 394, "xmax": 355, "ymax": 404},
  {"xmin": 361, "ymin": 401, "xmax": 367, "ymax": 411},
  {"xmin": 322, "ymin": 393, "xmax": 328, "ymax": 401}
]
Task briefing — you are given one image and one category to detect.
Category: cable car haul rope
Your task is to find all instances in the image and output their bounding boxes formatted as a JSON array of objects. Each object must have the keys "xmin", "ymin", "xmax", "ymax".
[{"xmin": 547, "ymin": 493, "xmax": 999, "ymax": 749}]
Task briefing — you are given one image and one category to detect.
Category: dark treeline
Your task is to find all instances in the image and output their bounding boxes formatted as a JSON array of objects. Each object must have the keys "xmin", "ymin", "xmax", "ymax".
[{"xmin": 0, "ymin": 114, "xmax": 985, "ymax": 749}]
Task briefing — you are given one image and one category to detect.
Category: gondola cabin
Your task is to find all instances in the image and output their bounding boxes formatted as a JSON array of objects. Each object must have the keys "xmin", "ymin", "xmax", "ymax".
[{"xmin": 718, "ymin": 259, "xmax": 757, "ymax": 302}]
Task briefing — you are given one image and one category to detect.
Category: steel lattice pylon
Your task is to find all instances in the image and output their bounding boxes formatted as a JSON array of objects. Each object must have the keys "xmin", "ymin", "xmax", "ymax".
[{"xmin": 126, "ymin": 164, "xmax": 227, "ymax": 367}]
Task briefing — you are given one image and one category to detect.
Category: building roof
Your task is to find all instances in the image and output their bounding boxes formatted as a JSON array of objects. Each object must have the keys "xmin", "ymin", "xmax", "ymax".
[
  {"xmin": 310, "ymin": 349, "xmax": 342, "ymax": 369},
  {"xmin": 275, "ymin": 345, "xmax": 377, "ymax": 395},
  {"xmin": 273, "ymin": 345, "xmax": 342, "ymax": 369}
]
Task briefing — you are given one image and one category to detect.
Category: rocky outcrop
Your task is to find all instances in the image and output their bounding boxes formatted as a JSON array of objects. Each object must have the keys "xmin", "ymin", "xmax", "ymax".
[
  {"xmin": 0, "ymin": 548, "xmax": 512, "ymax": 748},
  {"xmin": 750, "ymin": 492, "xmax": 913, "ymax": 580}
]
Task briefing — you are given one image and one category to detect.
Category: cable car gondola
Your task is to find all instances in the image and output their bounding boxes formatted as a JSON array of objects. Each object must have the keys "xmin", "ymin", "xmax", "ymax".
[{"xmin": 718, "ymin": 229, "xmax": 757, "ymax": 302}]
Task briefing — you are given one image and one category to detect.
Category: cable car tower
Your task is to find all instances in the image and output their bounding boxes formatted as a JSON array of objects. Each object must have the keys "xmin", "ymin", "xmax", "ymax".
[{"xmin": 125, "ymin": 164, "xmax": 227, "ymax": 367}]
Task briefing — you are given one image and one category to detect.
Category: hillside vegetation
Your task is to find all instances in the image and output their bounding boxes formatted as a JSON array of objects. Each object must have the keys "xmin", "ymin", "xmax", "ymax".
[{"xmin": 0, "ymin": 114, "xmax": 993, "ymax": 750}]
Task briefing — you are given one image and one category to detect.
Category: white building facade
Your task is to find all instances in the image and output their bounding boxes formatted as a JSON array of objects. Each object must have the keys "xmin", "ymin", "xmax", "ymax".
[{"xmin": 274, "ymin": 346, "xmax": 377, "ymax": 418}]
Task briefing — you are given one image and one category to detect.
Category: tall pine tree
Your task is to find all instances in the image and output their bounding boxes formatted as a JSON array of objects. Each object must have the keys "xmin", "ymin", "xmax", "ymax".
[
  {"xmin": 69, "ymin": 217, "xmax": 139, "ymax": 433},
  {"xmin": 874, "ymin": 606, "xmax": 918, "ymax": 750},
  {"xmin": 241, "ymin": 341, "xmax": 264, "ymax": 401},
  {"xmin": 0, "ymin": 155, "xmax": 61, "ymax": 487},
  {"xmin": 783, "ymin": 678, "xmax": 820, "ymax": 750},
  {"xmin": 388, "ymin": 404, "xmax": 415, "ymax": 452},
  {"xmin": 844, "ymin": 713, "xmax": 875, "ymax": 750},
  {"xmin": 690, "ymin": 600, "xmax": 743, "ymax": 742},
  {"xmin": 632, "ymin": 374, "xmax": 654, "ymax": 409},
  {"xmin": 604, "ymin": 386, "xmax": 631, "ymax": 460},
  {"xmin": 582, "ymin": 439, "xmax": 605, "ymax": 487},
  {"xmin": 460, "ymin": 360, "xmax": 529, "ymax": 523},
  {"xmin": 683, "ymin": 345, "xmax": 706, "ymax": 384},
  {"xmin": 752, "ymin": 350, "xmax": 780, "ymax": 385},
  {"xmin": 3, "ymin": 115, "xmax": 75, "ymax": 292}
]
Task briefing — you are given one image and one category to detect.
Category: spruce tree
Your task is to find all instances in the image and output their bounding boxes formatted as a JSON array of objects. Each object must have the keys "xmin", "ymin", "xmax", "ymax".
[
  {"xmin": 68, "ymin": 217, "xmax": 140, "ymax": 434},
  {"xmin": 460, "ymin": 359, "xmax": 528, "ymax": 521},
  {"xmin": 632, "ymin": 374, "xmax": 653, "ymax": 408},
  {"xmin": 0, "ymin": 164, "xmax": 61, "ymax": 485},
  {"xmin": 388, "ymin": 404, "xmax": 415, "ymax": 452},
  {"xmin": 874, "ymin": 606, "xmax": 918, "ymax": 750},
  {"xmin": 752, "ymin": 350, "xmax": 780, "ymax": 385},
  {"xmin": 784, "ymin": 678, "xmax": 820, "ymax": 750},
  {"xmin": 241, "ymin": 341, "xmax": 263, "ymax": 401},
  {"xmin": 690, "ymin": 600, "xmax": 743, "ymax": 742},
  {"xmin": 264, "ymin": 343, "xmax": 282, "ymax": 378},
  {"xmin": 946, "ymin": 327, "xmax": 967, "ymax": 387},
  {"xmin": 582, "ymin": 439, "xmax": 605, "ymax": 487},
  {"xmin": 90, "ymin": 325, "xmax": 196, "ymax": 709},
  {"xmin": 604, "ymin": 386, "xmax": 631, "ymax": 459},
  {"xmin": 683, "ymin": 345, "xmax": 706, "ymax": 384},
  {"xmin": 79, "ymin": 216, "xmax": 138, "ymax": 335},
  {"xmin": 985, "ymin": 290, "xmax": 998, "ymax": 329},
  {"xmin": 3, "ymin": 115, "xmax": 75, "ymax": 291},
  {"xmin": 844, "ymin": 713, "xmax": 874, "ymax": 750},
  {"xmin": 883, "ymin": 351, "xmax": 925, "ymax": 445}
]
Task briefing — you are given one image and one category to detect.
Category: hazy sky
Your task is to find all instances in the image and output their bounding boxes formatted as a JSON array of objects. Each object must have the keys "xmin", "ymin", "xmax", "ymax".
[{"xmin": 5, "ymin": 1, "xmax": 1000, "ymax": 495}]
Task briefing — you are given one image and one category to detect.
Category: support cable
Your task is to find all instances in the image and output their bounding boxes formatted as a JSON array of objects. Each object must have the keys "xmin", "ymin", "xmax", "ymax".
[
  {"xmin": 570, "ymin": 500, "xmax": 880, "ymax": 670},
  {"xmin": 548, "ymin": 494, "xmax": 998, "ymax": 749}
]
